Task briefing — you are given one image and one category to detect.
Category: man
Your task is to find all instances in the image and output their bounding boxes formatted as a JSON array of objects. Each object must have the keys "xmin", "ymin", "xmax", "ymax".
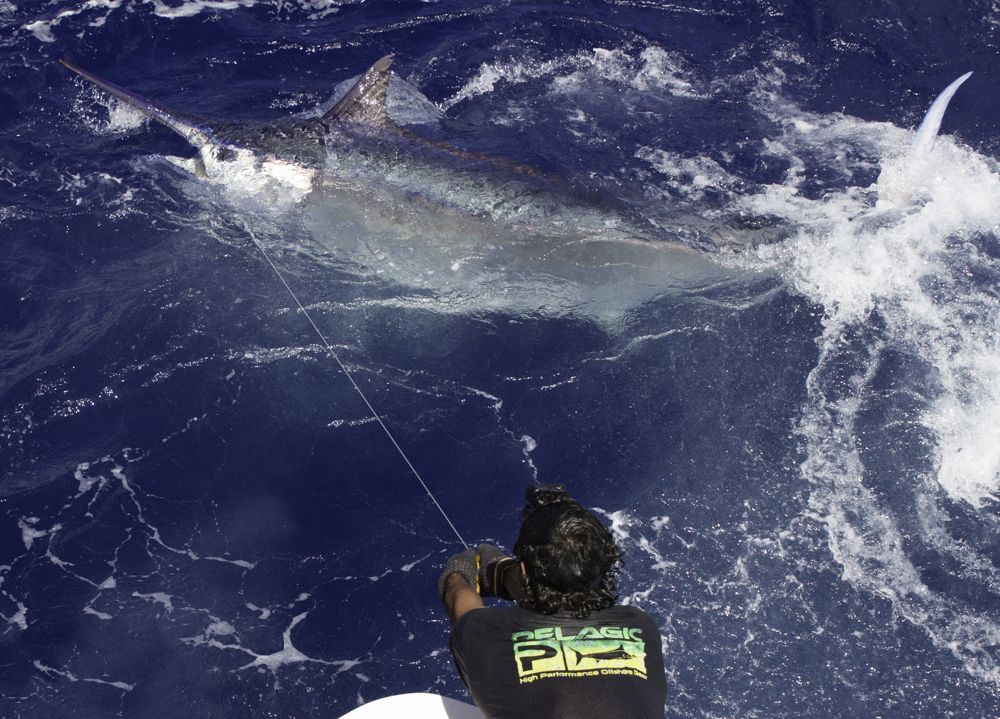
[{"xmin": 439, "ymin": 485, "xmax": 667, "ymax": 719}]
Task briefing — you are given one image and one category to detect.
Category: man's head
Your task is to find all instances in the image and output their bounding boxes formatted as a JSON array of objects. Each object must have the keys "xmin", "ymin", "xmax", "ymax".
[{"xmin": 513, "ymin": 485, "xmax": 623, "ymax": 618}]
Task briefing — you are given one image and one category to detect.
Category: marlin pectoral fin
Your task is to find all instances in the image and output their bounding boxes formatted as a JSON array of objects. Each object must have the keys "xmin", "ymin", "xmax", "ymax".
[
  {"xmin": 61, "ymin": 59, "xmax": 212, "ymax": 148},
  {"xmin": 911, "ymin": 71, "xmax": 972, "ymax": 155},
  {"xmin": 323, "ymin": 54, "xmax": 395, "ymax": 127}
]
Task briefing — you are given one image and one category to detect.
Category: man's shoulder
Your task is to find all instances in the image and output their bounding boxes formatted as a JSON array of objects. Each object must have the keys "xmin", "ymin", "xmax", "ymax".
[
  {"xmin": 456, "ymin": 603, "xmax": 656, "ymax": 632},
  {"xmin": 592, "ymin": 603, "xmax": 657, "ymax": 622},
  {"xmin": 455, "ymin": 605, "xmax": 533, "ymax": 630},
  {"xmin": 452, "ymin": 606, "xmax": 535, "ymax": 646}
]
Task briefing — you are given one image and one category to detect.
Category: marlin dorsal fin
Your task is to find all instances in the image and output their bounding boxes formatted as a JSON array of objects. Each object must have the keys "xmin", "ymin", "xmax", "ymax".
[{"xmin": 323, "ymin": 54, "xmax": 395, "ymax": 126}]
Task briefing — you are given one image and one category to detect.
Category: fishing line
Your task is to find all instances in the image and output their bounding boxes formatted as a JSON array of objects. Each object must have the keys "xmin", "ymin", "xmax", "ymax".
[{"xmin": 247, "ymin": 233, "xmax": 469, "ymax": 550}]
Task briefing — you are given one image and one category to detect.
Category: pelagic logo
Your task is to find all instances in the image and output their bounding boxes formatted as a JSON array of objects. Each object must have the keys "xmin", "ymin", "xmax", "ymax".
[{"xmin": 511, "ymin": 625, "xmax": 647, "ymax": 683}]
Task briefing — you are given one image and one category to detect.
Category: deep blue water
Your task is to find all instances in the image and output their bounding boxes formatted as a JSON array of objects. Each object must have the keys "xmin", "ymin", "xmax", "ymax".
[{"xmin": 2, "ymin": 1, "xmax": 1000, "ymax": 717}]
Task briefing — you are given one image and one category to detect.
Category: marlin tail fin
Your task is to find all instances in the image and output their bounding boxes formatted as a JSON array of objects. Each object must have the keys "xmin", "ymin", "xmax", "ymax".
[{"xmin": 912, "ymin": 72, "xmax": 972, "ymax": 155}]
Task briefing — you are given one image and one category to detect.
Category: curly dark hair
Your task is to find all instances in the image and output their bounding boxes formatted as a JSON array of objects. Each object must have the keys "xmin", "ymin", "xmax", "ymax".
[{"xmin": 513, "ymin": 485, "xmax": 624, "ymax": 619}]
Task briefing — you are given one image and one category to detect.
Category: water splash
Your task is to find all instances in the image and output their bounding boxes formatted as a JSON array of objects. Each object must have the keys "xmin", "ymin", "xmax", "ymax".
[{"xmin": 742, "ymin": 80, "xmax": 1000, "ymax": 685}]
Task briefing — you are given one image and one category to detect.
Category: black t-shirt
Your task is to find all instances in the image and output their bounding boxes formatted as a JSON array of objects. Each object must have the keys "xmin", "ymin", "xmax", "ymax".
[{"xmin": 450, "ymin": 604, "xmax": 666, "ymax": 719}]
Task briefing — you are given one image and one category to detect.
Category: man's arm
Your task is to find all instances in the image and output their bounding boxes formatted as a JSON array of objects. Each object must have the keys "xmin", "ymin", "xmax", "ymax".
[
  {"xmin": 442, "ymin": 571, "xmax": 483, "ymax": 625},
  {"xmin": 439, "ymin": 548, "xmax": 483, "ymax": 625},
  {"xmin": 439, "ymin": 544, "xmax": 524, "ymax": 624}
]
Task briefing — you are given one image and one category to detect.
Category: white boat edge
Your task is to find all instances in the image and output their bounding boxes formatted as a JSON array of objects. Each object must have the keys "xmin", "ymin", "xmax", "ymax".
[{"xmin": 338, "ymin": 692, "xmax": 484, "ymax": 719}]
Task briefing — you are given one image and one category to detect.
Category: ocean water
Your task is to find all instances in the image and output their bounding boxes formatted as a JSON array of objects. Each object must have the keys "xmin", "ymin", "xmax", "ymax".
[{"xmin": 2, "ymin": 1, "xmax": 999, "ymax": 717}]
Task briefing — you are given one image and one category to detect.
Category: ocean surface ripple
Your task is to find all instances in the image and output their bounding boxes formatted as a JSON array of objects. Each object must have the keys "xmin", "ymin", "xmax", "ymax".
[{"xmin": 1, "ymin": 1, "xmax": 998, "ymax": 717}]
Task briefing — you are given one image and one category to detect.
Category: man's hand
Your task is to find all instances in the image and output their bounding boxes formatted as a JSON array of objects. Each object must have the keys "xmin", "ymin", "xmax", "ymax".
[
  {"xmin": 440, "ymin": 549, "xmax": 483, "ymax": 624},
  {"xmin": 477, "ymin": 544, "xmax": 520, "ymax": 601},
  {"xmin": 438, "ymin": 548, "xmax": 479, "ymax": 598}
]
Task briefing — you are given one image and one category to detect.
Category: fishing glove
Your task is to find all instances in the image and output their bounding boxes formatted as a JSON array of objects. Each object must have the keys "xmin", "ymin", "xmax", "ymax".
[
  {"xmin": 438, "ymin": 548, "xmax": 478, "ymax": 599},
  {"xmin": 477, "ymin": 543, "xmax": 518, "ymax": 601}
]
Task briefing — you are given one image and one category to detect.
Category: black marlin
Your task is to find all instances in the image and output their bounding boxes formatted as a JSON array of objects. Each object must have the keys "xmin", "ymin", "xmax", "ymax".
[
  {"xmin": 60, "ymin": 57, "xmax": 975, "ymax": 250},
  {"xmin": 61, "ymin": 55, "xmax": 709, "ymax": 250}
]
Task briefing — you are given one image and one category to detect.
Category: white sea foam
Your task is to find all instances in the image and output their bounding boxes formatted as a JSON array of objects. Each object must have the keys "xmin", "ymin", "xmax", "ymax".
[
  {"xmin": 441, "ymin": 45, "xmax": 696, "ymax": 111},
  {"xmin": 746, "ymin": 111, "xmax": 1000, "ymax": 507},
  {"xmin": 83, "ymin": 605, "xmax": 112, "ymax": 620},
  {"xmin": 72, "ymin": 88, "xmax": 147, "ymax": 135},
  {"xmin": 132, "ymin": 591, "xmax": 175, "ymax": 612},
  {"xmin": 741, "ymin": 82, "xmax": 1000, "ymax": 685},
  {"xmin": 6, "ymin": 600, "xmax": 28, "ymax": 630},
  {"xmin": 293, "ymin": 0, "xmax": 344, "ymax": 21},
  {"xmin": 24, "ymin": 0, "xmax": 258, "ymax": 41},
  {"xmin": 636, "ymin": 146, "xmax": 738, "ymax": 200},
  {"xmin": 550, "ymin": 47, "xmax": 697, "ymax": 98},
  {"xmin": 145, "ymin": 0, "xmax": 254, "ymax": 19},
  {"xmin": 18, "ymin": 517, "xmax": 47, "ymax": 551},
  {"xmin": 33, "ymin": 660, "xmax": 135, "ymax": 691},
  {"xmin": 25, "ymin": 0, "xmax": 124, "ymax": 43}
]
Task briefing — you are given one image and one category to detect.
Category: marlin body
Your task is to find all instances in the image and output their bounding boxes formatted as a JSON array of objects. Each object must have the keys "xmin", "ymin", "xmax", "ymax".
[{"xmin": 62, "ymin": 55, "xmax": 682, "ymax": 248}]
